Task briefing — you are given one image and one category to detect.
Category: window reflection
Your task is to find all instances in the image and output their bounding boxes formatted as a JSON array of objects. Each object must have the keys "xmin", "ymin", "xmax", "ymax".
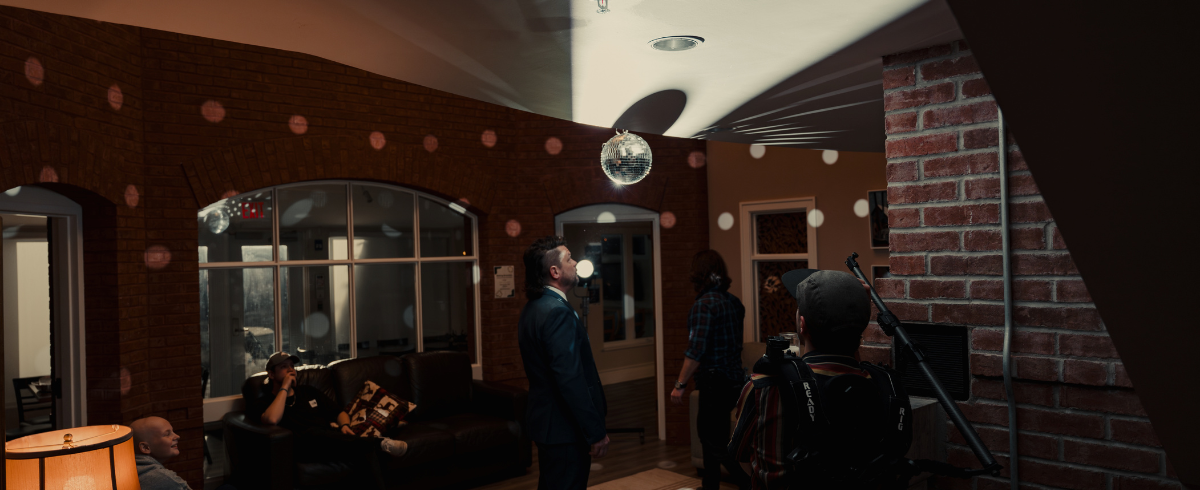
[
  {"xmin": 421, "ymin": 262, "xmax": 475, "ymax": 362},
  {"xmin": 281, "ymin": 265, "xmax": 351, "ymax": 366},
  {"xmin": 353, "ymin": 184, "xmax": 415, "ymax": 259},
  {"xmin": 278, "ymin": 184, "xmax": 348, "ymax": 261},
  {"xmin": 200, "ymin": 267, "xmax": 275, "ymax": 399},
  {"xmin": 198, "ymin": 193, "xmax": 273, "ymax": 263},
  {"xmin": 355, "ymin": 264, "xmax": 417, "ymax": 358},
  {"xmin": 419, "ymin": 197, "xmax": 473, "ymax": 257}
]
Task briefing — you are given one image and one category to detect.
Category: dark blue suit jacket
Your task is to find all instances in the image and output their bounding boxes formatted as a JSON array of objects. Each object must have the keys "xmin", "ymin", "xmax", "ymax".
[{"xmin": 518, "ymin": 290, "xmax": 607, "ymax": 446}]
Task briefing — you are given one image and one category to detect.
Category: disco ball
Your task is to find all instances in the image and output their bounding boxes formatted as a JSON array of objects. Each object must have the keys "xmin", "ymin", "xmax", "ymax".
[{"xmin": 600, "ymin": 131, "xmax": 652, "ymax": 185}]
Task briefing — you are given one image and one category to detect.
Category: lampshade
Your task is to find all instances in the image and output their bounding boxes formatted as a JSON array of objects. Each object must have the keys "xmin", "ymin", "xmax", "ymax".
[{"xmin": 6, "ymin": 425, "xmax": 141, "ymax": 490}]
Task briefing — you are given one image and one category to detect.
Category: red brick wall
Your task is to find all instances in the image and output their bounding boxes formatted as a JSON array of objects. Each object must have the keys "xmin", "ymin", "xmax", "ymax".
[
  {"xmin": 1, "ymin": 6, "xmax": 706, "ymax": 487},
  {"xmin": 881, "ymin": 41, "xmax": 1180, "ymax": 489}
]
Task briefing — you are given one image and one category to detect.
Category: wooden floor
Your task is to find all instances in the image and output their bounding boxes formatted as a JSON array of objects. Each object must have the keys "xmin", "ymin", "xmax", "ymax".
[{"xmin": 468, "ymin": 377, "xmax": 739, "ymax": 490}]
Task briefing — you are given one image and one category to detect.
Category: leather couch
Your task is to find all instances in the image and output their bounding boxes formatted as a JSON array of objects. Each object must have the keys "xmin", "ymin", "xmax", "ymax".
[{"xmin": 223, "ymin": 351, "xmax": 530, "ymax": 490}]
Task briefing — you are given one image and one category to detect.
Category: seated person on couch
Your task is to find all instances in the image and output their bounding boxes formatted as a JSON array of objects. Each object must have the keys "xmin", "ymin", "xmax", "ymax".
[{"xmin": 245, "ymin": 352, "xmax": 409, "ymax": 489}]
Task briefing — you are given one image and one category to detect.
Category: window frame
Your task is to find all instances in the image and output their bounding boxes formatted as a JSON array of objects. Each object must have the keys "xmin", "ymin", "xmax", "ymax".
[
  {"xmin": 738, "ymin": 197, "xmax": 818, "ymax": 342},
  {"xmin": 200, "ymin": 181, "xmax": 481, "ymax": 420}
]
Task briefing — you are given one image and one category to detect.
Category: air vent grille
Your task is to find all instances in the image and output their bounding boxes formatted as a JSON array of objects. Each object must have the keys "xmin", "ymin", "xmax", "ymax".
[{"xmin": 893, "ymin": 323, "xmax": 970, "ymax": 401}]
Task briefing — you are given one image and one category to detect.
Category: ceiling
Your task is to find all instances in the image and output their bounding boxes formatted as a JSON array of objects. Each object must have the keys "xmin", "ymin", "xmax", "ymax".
[{"xmin": 5, "ymin": 0, "xmax": 961, "ymax": 152}]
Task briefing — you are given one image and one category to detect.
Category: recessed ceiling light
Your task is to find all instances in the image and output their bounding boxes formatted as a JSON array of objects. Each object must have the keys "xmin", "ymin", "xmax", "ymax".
[{"xmin": 648, "ymin": 36, "xmax": 704, "ymax": 52}]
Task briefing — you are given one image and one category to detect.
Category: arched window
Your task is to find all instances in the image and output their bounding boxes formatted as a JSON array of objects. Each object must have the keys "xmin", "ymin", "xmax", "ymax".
[{"xmin": 198, "ymin": 182, "xmax": 479, "ymax": 400}]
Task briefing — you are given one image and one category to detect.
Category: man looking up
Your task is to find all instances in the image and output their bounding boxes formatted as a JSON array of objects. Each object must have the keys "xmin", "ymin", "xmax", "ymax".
[
  {"xmin": 131, "ymin": 416, "xmax": 192, "ymax": 490},
  {"xmin": 245, "ymin": 352, "xmax": 408, "ymax": 490},
  {"xmin": 518, "ymin": 236, "xmax": 609, "ymax": 490}
]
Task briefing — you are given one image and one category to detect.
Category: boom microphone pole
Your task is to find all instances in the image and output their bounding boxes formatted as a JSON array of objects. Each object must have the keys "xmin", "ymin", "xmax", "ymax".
[{"xmin": 846, "ymin": 252, "xmax": 1002, "ymax": 478}]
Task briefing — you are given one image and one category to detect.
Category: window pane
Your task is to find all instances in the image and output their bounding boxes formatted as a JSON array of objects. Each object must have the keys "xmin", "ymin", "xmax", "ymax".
[
  {"xmin": 278, "ymin": 184, "xmax": 348, "ymax": 261},
  {"xmin": 352, "ymin": 184, "xmax": 415, "ymax": 259},
  {"xmin": 419, "ymin": 197, "xmax": 473, "ymax": 257},
  {"xmin": 756, "ymin": 260, "xmax": 808, "ymax": 340},
  {"xmin": 600, "ymin": 234, "xmax": 625, "ymax": 342},
  {"xmin": 420, "ymin": 262, "xmax": 476, "ymax": 363},
  {"xmin": 200, "ymin": 267, "xmax": 275, "ymax": 399},
  {"xmin": 755, "ymin": 211, "xmax": 808, "ymax": 255},
  {"xmin": 198, "ymin": 192, "xmax": 274, "ymax": 263},
  {"xmin": 355, "ymin": 263, "xmax": 417, "ymax": 358},
  {"xmin": 281, "ymin": 265, "xmax": 351, "ymax": 366}
]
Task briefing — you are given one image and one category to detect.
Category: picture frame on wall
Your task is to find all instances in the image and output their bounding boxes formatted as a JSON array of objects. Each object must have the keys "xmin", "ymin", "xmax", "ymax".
[
  {"xmin": 871, "ymin": 266, "xmax": 891, "ymax": 283},
  {"xmin": 868, "ymin": 189, "xmax": 889, "ymax": 249}
]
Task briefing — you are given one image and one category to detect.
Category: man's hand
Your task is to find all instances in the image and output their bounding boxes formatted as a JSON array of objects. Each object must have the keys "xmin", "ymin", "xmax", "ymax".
[
  {"xmin": 281, "ymin": 372, "xmax": 297, "ymax": 392},
  {"xmin": 341, "ymin": 425, "xmax": 355, "ymax": 436},
  {"xmin": 589, "ymin": 435, "xmax": 610, "ymax": 458},
  {"xmin": 670, "ymin": 387, "xmax": 685, "ymax": 406}
]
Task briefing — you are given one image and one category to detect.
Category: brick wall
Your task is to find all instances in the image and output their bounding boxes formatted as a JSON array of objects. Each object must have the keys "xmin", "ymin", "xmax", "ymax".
[
  {"xmin": 879, "ymin": 41, "xmax": 1180, "ymax": 489},
  {"xmin": 1, "ymin": 6, "xmax": 707, "ymax": 487}
]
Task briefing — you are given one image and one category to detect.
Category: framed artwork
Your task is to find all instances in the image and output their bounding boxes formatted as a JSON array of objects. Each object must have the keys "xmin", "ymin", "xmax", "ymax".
[
  {"xmin": 868, "ymin": 189, "xmax": 889, "ymax": 249},
  {"xmin": 871, "ymin": 266, "xmax": 891, "ymax": 283}
]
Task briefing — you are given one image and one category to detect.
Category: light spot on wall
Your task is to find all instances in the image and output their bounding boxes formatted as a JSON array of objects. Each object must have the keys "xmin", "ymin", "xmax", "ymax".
[
  {"xmin": 749, "ymin": 144, "xmax": 766, "ymax": 159},
  {"xmin": 370, "ymin": 131, "xmax": 387, "ymax": 150},
  {"xmin": 120, "ymin": 367, "xmax": 131, "ymax": 395},
  {"xmin": 481, "ymin": 130, "xmax": 497, "ymax": 148},
  {"xmin": 289, "ymin": 115, "xmax": 309, "ymax": 135},
  {"xmin": 687, "ymin": 151, "xmax": 707, "ymax": 169},
  {"xmin": 39, "ymin": 166, "xmax": 58, "ymax": 183},
  {"xmin": 807, "ymin": 209, "xmax": 825, "ymax": 228},
  {"xmin": 125, "ymin": 184, "xmax": 139, "ymax": 209},
  {"xmin": 305, "ymin": 312, "xmax": 330, "ymax": 338},
  {"xmin": 25, "ymin": 57, "xmax": 44, "ymax": 86},
  {"xmin": 660, "ymin": 211, "xmax": 676, "ymax": 229},
  {"xmin": 822, "ymin": 150, "xmax": 839, "ymax": 165},
  {"xmin": 854, "ymin": 199, "xmax": 869, "ymax": 218},
  {"xmin": 221, "ymin": 189, "xmax": 239, "ymax": 200},
  {"xmin": 108, "ymin": 84, "xmax": 124, "ymax": 111},
  {"xmin": 545, "ymin": 137, "xmax": 563, "ymax": 156},
  {"xmin": 424, "ymin": 135, "xmax": 439, "ymax": 153},
  {"xmin": 403, "ymin": 305, "xmax": 414, "ymax": 328},
  {"xmin": 717, "ymin": 212, "xmax": 735, "ymax": 231},
  {"xmin": 144, "ymin": 245, "xmax": 172, "ymax": 270},
  {"xmin": 505, "ymin": 219, "xmax": 522, "ymax": 237},
  {"xmin": 457, "ymin": 198, "xmax": 470, "ymax": 207},
  {"xmin": 597, "ymin": 211, "xmax": 616, "ymax": 223},
  {"xmin": 202, "ymin": 100, "xmax": 226, "ymax": 123}
]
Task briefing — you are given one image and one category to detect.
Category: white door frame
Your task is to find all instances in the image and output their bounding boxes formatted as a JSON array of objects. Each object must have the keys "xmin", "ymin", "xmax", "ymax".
[
  {"xmin": 0, "ymin": 186, "xmax": 88, "ymax": 428},
  {"xmin": 739, "ymin": 197, "xmax": 818, "ymax": 342},
  {"xmin": 555, "ymin": 204, "xmax": 665, "ymax": 442}
]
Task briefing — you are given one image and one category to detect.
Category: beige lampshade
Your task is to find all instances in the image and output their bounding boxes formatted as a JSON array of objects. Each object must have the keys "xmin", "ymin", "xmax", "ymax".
[{"xmin": 6, "ymin": 425, "xmax": 141, "ymax": 490}]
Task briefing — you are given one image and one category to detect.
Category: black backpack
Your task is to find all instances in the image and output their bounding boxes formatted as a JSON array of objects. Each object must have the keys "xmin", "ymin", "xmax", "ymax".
[{"xmin": 754, "ymin": 354, "xmax": 913, "ymax": 489}]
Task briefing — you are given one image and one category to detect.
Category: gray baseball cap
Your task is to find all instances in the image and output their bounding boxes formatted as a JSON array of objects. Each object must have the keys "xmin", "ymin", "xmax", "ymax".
[
  {"xmin": 780, "ymin": 269, "xmax": 870, "ymax": 331},
  {"xmin": 265, "ymin": 352, "xmax": 300, "ymax": 372}
]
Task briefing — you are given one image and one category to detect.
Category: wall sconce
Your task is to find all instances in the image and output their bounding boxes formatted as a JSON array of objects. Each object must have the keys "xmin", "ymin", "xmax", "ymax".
[{"xmin": 6, "ymin": 425, "xmax": 141, "ymax": 489}]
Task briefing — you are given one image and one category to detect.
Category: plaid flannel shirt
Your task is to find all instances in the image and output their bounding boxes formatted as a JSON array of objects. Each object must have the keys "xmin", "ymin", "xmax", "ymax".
[{"xmin": 684, "ymin": 286, "xmax": 745, "ymax": 381}]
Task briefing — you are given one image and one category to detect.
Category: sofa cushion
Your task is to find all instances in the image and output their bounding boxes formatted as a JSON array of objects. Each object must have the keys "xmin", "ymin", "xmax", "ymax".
[
  {"xmin": 403, "ymin": 351, "xmax": 472, "ymax": 420},
  {"xmin": 420, "ymin": 413, "xmax": 519, "ymax": 455},
  {"xmin": 295, "ymin": 462, "xmax": 353, "ymax": 487},
  {"xmin": 329, "ymin": 356, "xmax": 409, "ymax": 408},
  {"xmin": 381, "ymin": 423, "xmax": 455, "ymax": 470},
  {"xmin": 345, "ymin": 380, "xmax": 416, "ymax": 437}
]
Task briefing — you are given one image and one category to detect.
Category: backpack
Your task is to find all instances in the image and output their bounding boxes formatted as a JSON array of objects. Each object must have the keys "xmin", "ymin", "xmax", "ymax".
[{"xmin": 754, "ymin": 354, "xmax": 913, "ymax": 489}]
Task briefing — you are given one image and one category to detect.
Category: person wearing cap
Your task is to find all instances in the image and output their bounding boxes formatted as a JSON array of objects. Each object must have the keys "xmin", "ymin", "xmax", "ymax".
[
  {"xmin": 727, "ymin": 269, "xmax": 876, "ymax": 489},
  {"xmin": 669, "ymin": 249, "xmax": 750, "ymax": 490},
  {"xmin": 517, "ymin": 236, "xmax": 609, "ymax": 490},
  {"xmin": 244, "ymin": 352, "xmax": 408, "ymax": 490},
  {"xmin": 131, "ymin": 416, "xmax": 192, "ymax": 490}
]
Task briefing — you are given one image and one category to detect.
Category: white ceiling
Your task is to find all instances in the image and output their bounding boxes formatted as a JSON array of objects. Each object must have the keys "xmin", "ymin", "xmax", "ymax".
[{"xmin": 4, "ymin": 0, "xmax": 962, "ymax": 151}]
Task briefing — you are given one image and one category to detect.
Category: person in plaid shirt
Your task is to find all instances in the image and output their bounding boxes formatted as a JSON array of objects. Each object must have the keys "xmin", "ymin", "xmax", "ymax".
[{"xmin": 670, "ymin": 250, "xmax": 750, "ymax": 490}]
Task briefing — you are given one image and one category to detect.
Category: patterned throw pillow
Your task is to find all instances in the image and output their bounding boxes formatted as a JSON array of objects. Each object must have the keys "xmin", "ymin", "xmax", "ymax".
[{"xmin": 345, "ymin": 380, "xmax": 417, "ymax": 438}]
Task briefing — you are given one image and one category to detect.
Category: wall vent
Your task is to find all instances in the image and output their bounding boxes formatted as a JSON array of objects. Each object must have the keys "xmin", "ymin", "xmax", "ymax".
[{"xmin": 892, "ymin": 323, "xmax": 970, "ymax": 401}]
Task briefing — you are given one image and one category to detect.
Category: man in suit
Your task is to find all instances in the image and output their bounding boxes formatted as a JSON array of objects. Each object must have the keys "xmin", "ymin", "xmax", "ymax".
[{"xmin": 518, "ymin": 236, "xmax": 610, "ymax": 490}]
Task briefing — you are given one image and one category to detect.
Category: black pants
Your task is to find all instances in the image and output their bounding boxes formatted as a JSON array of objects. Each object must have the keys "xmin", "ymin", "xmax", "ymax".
[
  {"xmin": 697, "ymin": 374, "xmax": 751, "ymax": 490},
  {"xmin": 294, "ymin": 427, "xmax": 386, "ymax": 490},
  {"xmin": 536, "ymin": 441, "xmax": 591, "ymax": 490}
]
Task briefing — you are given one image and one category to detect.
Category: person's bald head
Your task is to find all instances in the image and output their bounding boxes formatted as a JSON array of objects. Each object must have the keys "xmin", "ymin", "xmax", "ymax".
[{"xmin": 131, "ymin": 416, "xmax": 180, "ymax": 462}]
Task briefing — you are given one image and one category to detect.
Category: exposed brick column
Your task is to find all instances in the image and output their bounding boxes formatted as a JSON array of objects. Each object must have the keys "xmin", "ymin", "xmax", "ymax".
[{"xmin": 881, "ymin": 42, "xmax": 1180, "ymax": 489}]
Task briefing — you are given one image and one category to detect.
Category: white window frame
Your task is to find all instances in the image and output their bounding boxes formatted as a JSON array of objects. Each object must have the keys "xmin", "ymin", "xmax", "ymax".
[
  {"xmin": 739, "ymin": 197, "xmax": 818, "ymax": 343},
  {"xmin": 201, "ymin": 181, "xmax": 481, "ymax": 422}
]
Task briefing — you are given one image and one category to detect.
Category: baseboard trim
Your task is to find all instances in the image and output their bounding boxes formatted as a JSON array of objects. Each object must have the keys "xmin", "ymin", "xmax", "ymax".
[{"xmin": 598, "ymin": 362, "xmax": 655, "ymax": 385}]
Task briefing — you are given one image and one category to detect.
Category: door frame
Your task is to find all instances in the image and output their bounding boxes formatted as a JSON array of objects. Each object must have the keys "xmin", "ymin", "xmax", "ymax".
[
  {"xmin": 0, "ymin": 186, "xmax": 87, "ymax": 428},
  {"xmin": 555, "ymin": 204, "xmax": 665, "ymax": 441}
]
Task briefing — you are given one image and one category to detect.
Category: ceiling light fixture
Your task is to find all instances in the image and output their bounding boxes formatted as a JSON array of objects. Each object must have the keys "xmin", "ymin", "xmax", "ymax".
[
  {"xmin": 648, "ymin": 36, "xmax": 704, "ymax": 52},
  {"xmin": 596, "ymin": 0, "xmax": 610, "ymax": 13}
]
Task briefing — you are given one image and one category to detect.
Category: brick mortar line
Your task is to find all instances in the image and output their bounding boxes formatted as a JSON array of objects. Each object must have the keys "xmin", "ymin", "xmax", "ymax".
[
  {"xmin": 887, "ymin": 250, "xmax": 1070, "ymax": 256},
  {"xmin": 882, "ymin": 298, "xmax": 1094, "ymax": 308},
  {"xmin": 889, "ymin": 174, "xmax": 1037, "ymax": 188},
  {"xmin": 882, "ymin": 72, "xmax": 987, "ymax": 94},
  {"xmin": 884, "ymin": 120, "xmax": 1000, "ymax": 140},
  {"xmin": 942, "ymin": 441, "xmax": 1171, "ymax": 480},
  {"xmin": 959, "ymin": 419, "xmax": 1164, "ymax": 453},
  {"xmin": 883, "ymin": 96, "xmax": 999, "ymax": 117}
]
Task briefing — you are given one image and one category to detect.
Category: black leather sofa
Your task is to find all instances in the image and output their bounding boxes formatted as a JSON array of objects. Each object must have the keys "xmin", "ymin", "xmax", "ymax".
[{"xmin": 223, "ymin": 351, "xmax": 530, "ymax": 490}]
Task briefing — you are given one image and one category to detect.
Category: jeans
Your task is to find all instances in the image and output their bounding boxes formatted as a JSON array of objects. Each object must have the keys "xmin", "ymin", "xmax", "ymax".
[{"xmin": 697, "ymin": 373, "xmax": 751, "ymax": 490}]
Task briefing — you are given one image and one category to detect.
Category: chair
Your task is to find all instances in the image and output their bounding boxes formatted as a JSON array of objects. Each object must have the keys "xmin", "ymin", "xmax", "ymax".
[{"xmin": 6, "ymin": 376, "xmax": 53, "ymax": 441}]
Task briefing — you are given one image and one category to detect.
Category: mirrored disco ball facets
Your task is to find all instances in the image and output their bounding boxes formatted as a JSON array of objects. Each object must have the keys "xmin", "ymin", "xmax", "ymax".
[{"xmin": 600, "ymin": 131, "xmax": 652, "ymax": 185}]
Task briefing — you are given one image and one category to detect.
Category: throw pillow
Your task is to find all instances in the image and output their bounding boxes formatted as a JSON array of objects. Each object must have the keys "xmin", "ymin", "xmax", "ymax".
[{"xmin": 345, "ymin": 380, "xmax": 417, "ymax": 438}]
